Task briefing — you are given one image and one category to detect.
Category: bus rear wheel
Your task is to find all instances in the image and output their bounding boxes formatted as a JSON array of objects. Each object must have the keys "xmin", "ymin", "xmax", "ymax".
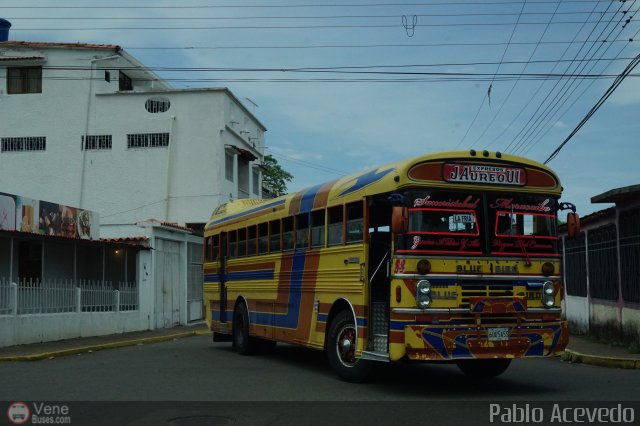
[
  {"xmin": 456, "ymin": 358, "xmax": 511, "ymax": 378},
  {"xmin": 232, "ymin": 303, "xmax": 257, "ymax": 355},
  {"xmin": 327, "ymin": 310, "xmax": 371, "ymax": 382}
]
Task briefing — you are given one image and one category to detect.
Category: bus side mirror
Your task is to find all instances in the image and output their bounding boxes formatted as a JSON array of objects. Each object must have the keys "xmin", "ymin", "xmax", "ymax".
[
  {"xmin": 566, "ymin": 212, "xmax": 580, "ymax": 238},
  {"xmin": 391, "ymin": 206, "xmax": 408, "ymax": 234}
]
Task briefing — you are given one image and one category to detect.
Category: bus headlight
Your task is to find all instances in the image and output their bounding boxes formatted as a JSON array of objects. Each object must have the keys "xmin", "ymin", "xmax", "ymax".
[
  {"xmin": 416, "ymin": 280, "xmax": 432, "ymax": 308},
  {"xmin": 542, "ymin": 281, "xmax": 555, "ymax": 308}
]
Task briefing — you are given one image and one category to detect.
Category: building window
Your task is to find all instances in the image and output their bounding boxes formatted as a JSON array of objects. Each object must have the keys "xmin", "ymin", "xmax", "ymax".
[
  {"xmin": 127, "ymin": 133, "xmax": 169, "ymax": 149},
  {"xmin": 105, "ymin": 70, "xmax": 111, "ymax": 83},
  {"xmin": 119, "ymin": 71, "xmax": 133, "ymax": 91},
  {"xmin": 225, "ymin": 152, "xmax": 234, "ymax": 182},
  {"xmin": 1, "ymin": 137, "xmax": 46, "ymax": 152},
  {"xmin": 82, "ymin": 135, "xmax": 112, "ymax": 150},
  {"xmin": 145, "ymin": 97, "xmax": 171, "ymax": 113},
  {"xmin": 7, "ymin": 67, "xmax": 42, "ymax": 94},
  {"xmin": 252, "ymin": 170, "xmax": 260, "ymax": 195}
]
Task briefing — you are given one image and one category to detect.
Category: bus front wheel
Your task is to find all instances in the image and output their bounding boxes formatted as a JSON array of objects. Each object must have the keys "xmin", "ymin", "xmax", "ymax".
[
  {"xmin": 456, "ymin": 358, "xmax": 511, "ymax": 378},
  {"xmin": 327, "ymin": 310, "xmax": 371, "ymax": 382}
]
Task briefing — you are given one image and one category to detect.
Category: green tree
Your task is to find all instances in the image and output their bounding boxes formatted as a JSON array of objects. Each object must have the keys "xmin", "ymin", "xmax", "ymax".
[{"xmin": 262, "ymin": 154, "xmax": 293, "ymax": 197}]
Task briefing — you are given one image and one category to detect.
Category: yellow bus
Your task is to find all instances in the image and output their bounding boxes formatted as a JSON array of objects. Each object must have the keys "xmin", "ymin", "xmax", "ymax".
[{"xmin": 203, "ymin": 150, "xmax": 579, "ymax": 381}]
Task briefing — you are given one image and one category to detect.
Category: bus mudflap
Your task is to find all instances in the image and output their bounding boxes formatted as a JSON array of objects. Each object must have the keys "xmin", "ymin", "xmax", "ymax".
[{"xmin": 404, "ymin": 321, "xmax": 568, "ymax": 361}]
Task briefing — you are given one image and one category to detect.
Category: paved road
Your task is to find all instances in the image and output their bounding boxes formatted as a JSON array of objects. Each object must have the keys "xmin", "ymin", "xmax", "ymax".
[{"xmin": 1, "ymin": 334, "xmax": 638, "ymax": 402}]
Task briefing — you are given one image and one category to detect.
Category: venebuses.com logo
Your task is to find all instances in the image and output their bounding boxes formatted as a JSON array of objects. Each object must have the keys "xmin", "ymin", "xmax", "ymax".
[{"xmin": 6, "ymin": 402, "xmax": 71, "ymax": 425}]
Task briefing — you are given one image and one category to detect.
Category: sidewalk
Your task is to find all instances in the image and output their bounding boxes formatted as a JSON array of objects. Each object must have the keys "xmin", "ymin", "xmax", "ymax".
[
  {"xmin": 560, "ymin": 334, "xmax": 640, "ymax": 369},
  {"xmin": 1, "ymin": 326, "xmax": 639, "ymax": 369},
  {"xmin": 0, "ymin": 323, "xmax": 209, "ymax": 361}
]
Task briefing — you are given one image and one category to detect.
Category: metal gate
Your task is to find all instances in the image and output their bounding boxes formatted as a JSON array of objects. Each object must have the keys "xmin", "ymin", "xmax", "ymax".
[
  {"xmin": 187, "ymin": 242, "xmax": 204, "ymax": 322},
  {"xmin": 154, "ymin": 238, "xmax": 181, "ymax": 328}
]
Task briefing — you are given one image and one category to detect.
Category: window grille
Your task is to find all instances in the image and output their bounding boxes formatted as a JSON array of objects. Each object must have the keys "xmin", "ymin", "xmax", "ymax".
[
  {"xmin": 620, "ymin": 208, "xmax": 640, "ymax": 303},
  {"xmin": 127, "ymin": 133, "xmax": 169, "ymax": 149},
  {"xmin": 145, "ymin": 97, "xmax": 171, "ymax": 113},
  {"xmin": 563, "ymin": 233, "xmax": 587, "ymax": 297},
  {"xmin": 82, "ymin": 135, "xmax": 112, "ymax": 150},
  {"xmin": 1, "ymin": 137, "xmax": 46, "ymax": 152},
  {"xmin": 588, "ymin": 224, "xmax": 619, "ymax": 301}
]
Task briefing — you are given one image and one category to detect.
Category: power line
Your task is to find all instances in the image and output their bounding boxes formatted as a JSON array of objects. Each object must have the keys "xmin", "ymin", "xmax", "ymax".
[
  {"xmin": 9, "ymin": 19, "xmax": 634, "ymax": 31},
  {"xmin": 121, "ymin": 39, "xmax": 638, "ymax": 50},
  {"xmin": 510, "ymin": 1, "xmax": 636, "ymax": 155},
  {"xmin": 455, "ymin": 0, "xmax": 528, "ymax": 149},
  {"xmin": 265, "ymin": 149, "xmax": 348, "ymax": 176},
  {"xmin": 0, "ymin": 1, "xmax": 613, "ymax": 10},
  {"xmin": 521, "ymin": 26, "xmax": 640, "ymax": 157},
  {"xmin": 544, "ymin": 52, "xmax": 640, "ymax": 164},
  {"xmin": 503, "ymin": 0, "xmax": 623, "ymax": 153},
  {"xmin": 470, "ymin": 0, "xmax": 561, "ymax": 149},
  {"xmin": 5, "ymin": 11, "xmax": 626, "ymax": 21}
]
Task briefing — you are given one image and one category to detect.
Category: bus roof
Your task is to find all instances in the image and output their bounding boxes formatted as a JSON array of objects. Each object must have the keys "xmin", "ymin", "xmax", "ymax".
[{"xmin": 206, "ymin": 150, "xmax": 561, "ymax": 231}]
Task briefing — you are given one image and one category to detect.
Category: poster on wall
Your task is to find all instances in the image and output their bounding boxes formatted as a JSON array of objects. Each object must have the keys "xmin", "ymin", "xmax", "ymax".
[{"xmin": 0, "ymin": 192, "xmax": 99, "ymax": 240}]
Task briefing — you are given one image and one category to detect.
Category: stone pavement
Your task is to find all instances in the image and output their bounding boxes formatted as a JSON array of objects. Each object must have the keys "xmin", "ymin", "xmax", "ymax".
[{"xmin": 0, "ymin": 325, "xmax": 638, "ymax": 369}]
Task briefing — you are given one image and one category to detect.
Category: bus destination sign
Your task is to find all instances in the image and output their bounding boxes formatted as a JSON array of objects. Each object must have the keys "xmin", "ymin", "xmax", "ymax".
[{"xmin": 443, "ymin": 164, "xmax": 525, "ymax": 186}]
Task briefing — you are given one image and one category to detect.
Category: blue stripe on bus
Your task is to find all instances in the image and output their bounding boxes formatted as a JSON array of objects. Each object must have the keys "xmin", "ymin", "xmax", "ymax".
[
  {"xmin": 298, "ymin": 183, "xmax": 324, "ymax": 214},
  {"xmin": 204, "ymin": 269, "xmax": 274, "ymax": 283},
  {"xmin": 210, "ymin": 199, "xmax": 286, "ymax": 225},
  {"xmin": 250, "ymin": 249, "xmax": 306, "ymax": 329}
]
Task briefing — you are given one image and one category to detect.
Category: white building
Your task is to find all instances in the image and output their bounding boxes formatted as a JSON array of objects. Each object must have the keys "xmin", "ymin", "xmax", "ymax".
[{"xmin": 0, "ymin": 40, "xmax": 266, "ymax": 236}]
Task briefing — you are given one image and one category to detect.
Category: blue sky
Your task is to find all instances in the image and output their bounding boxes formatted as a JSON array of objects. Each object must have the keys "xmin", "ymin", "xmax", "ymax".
[{"xmin": 4, "ymin": 0, "xmax": 640, "ymax": 215}]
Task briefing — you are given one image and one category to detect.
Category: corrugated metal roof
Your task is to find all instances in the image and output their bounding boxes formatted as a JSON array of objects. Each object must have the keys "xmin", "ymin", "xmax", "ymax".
[{"xmin": 0, "ymin": 41, "xmax": 120, "ymax": 51}]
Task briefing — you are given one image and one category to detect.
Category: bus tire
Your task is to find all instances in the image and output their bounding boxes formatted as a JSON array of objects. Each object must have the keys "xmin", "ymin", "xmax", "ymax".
[
  {"xmin": 327, "ymin": 310, "xmax": 371, "ymax": 382},
  {"xmin": 456, "ymin": 359, "xmax": 511, "ymax": 378},
  {"xmin": 232, "ymin": 303, "xmax": 257, "ymax": 355}
]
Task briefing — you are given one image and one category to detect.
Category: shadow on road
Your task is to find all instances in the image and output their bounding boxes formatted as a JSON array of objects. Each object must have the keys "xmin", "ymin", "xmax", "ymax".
[{"xmin": 212, "ymin": 340, "xmax": 555, "ymax": 398}]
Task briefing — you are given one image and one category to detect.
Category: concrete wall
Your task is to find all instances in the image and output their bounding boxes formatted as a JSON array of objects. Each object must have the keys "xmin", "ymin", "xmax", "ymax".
[{"xmin": 564, "ymin": 295, "xmax": 589, "ymax": 334}]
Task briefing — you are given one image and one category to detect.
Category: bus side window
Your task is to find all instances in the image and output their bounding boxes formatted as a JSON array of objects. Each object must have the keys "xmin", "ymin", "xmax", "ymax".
[
  {"xmin": 238, "ymin": 228, "xmax": 247, "ymax": 257},
  {"xmin": 283, "ymin": 217, "xmax": 294, "ymax": 251},
  {"xmin": 269, "ymin": 220, "xmax": 281, "ymax": 253},
  {"xmin": 296, "ymin": 213, "xmax": 310, "ymax": 249},
  {"xmin": 212, "ymin": 234, "xmax": 220, "ymax": 261},
  {"xmin": 247, "ymin": 225, "xmax": 257, "ymax": 256},
  {"xmin": 311, "ymin": 210, "xmax": 325, "ymax": 248},
  {"xmin": 328, "ymin": 205, "xmax": 344, "ymax": 246},
  {"xmin": 228, "ymin": 230, "xmax": 237, "ymax": 258},
  {"xmin": 346, "ymin": 201, "xmax": 364, "ymax": 244},
  {"xmin": 258, "ymin": 223, "xmax": 268, "ymax": 255}
]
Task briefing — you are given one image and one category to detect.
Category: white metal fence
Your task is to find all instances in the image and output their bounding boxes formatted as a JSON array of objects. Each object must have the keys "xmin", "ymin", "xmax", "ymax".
[{"xmin": 0, "ymin": 278, "xmax": 139, "ymax": 315}]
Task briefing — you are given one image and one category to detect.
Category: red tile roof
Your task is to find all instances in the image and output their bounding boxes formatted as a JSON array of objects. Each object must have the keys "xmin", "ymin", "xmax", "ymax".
[
  {"xmin": 0, "ymin": 41, "xmax": 121, "ymax": 51},
  {"xmin": 100, "ymin": 236, "xmax": 150, "ymax": 245}
]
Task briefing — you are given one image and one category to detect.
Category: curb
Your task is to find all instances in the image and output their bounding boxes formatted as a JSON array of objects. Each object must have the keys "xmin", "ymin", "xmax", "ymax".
[
  {"xmin": 0, "ymin": 329, "xmax": 210, "ymax": 362},
  {"xmin": 560, "ymin": 349, "xmax": 640, "ymax": 369}
]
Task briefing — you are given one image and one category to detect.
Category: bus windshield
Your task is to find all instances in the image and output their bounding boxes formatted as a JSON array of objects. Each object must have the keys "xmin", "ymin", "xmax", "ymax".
[{"xmin": 396, "ymin": 190, "xmax": 559, "ymax": 257}]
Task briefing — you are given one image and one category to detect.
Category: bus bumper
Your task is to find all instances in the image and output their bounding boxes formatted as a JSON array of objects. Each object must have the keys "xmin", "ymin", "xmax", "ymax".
[{"xmin": 403, "ymin": 320, "xmax": 569, "ymax": 361}]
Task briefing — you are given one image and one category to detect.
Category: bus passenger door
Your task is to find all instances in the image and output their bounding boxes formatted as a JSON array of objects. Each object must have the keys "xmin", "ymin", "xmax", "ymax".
[
  {"xmin": 218, "ymin": 232, "xmax": 228, "ymax": 323},
  {"xmin": 367, "ymin": 197, "xmax": 392, "ymax": 355}
]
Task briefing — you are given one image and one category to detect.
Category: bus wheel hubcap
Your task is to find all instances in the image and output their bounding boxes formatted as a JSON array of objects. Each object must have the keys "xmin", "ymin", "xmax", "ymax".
[{"xmin": 336, "ymin": 325, "xmax": 356, "ymax": 366}]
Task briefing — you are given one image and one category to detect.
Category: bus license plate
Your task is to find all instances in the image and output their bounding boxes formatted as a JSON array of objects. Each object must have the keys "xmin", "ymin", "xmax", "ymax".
[{"xmin": 488, "ymin": 327, "xmax": 510, "ymax": 341}]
